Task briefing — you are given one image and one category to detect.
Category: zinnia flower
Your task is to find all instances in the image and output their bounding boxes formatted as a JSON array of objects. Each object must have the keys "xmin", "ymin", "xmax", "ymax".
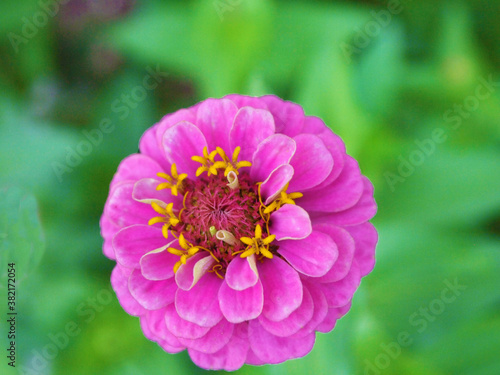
[{"xmin": 100, "ymin": 95, "xmax": 377, "ymax": 370}]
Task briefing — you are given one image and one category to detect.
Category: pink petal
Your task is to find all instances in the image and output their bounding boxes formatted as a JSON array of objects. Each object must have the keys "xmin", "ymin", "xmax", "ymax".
[
  {"xmin": 128, "ymin": 268, "xmax": 177, "ymax": 310},
  {"xmin": 194, "ymin": 98, "xmax": 238, "ymax": 151},
  {"xmin": 312, "ymin": 176, "xmax": 377, "ymax": 226},
  {"xmin": 110, "ymin": 265, "xmax": 146, "ymax": 316},
  {"xmin": 179, "ymin": 318, "xmax": 233, "ymax": 354},
  {"xmin": 164, "ymin": 303, "xmax": 209, "ymax": 340},
  {"xmin": 278, "ymin": 230, "xmax": 338, "ymax": 277},
  {"xmin": 310, "ymin": 130, "xmax": 346, "ymax": 189},
  {"xmin": 259, "ymin": 257, "xmax": 303, "ymax": 321},
  {"xmin": 314, "ymin": 224, "xmax": 355, "ymax": 283},
  {"xmin": 110, "ymin": 154, "xmax": 164, "ymax": 187},
  {"xmin": 316, "ymin": 303, "xmax": 352, "ymax": 333},
  {"xmin": 225, "ymin": 255, "xmax": 258, "ymax": 291},
  {"xmin": 113, "ymin": 224, "xmax": 168, "ymax": 269},
  {"xmin": 139, "ymin": 126, "xmax": 170, "ymax": 171},
  {"xmin": 289, "ymin": 282, "xmax": 329, "ymax": 338},
  {"xmin": 219, "ymin": 279, "xmax": 263, "ymax": 323},
  {"xmin": 105, "ymin": 181, "xmax": 154, "ymax": 228},
  {"xmin": 248, "ymin": 320, "xmax": 315, "ymax": 364},
  {"xmin": 320, "ymin": 260, "xmax": 361, "ymax": 308},
  {"xmin": 175, "ymin": 273, "xmax": 224, "ymax": 327},
  {"xmin": 259, "ymin": 164, "xmax": 294, "ymax": 204},
  {"xmin": 140, "ymin": 244, "xmax": 180, "ymax": 281},
  {"xmin": 229, "ymin": 107, "xmax": 275, "ymax": 162},
  {"xmin": 250, "ymin": 134, "xmax": 296, "ymax": 183},
  {"xmin": 100, "ymin": 213, "xmax": 119, "ymax": 259},
  {"xmin": 140, "ymin": 307, "xmax": 184, "ymax": 350},
  {"xmin": 162, "ymin": 121, "xmax": 208, "ymax": 178},
  {"xmin": 299, "ymin": 155, "xmax": 364, "ymax": 213},
  {"xmin": 175, "ymin": 253, "xmax": 215, "ymax": 290},
  {"xmin": 259, "ymin": 95, "xmax": 305, "ymax": 137},
  {"xmin": 224, "ymin": 94, "xmax": 269, "ymax": 110},
  {"xmin": 188, "ymin": 323, "xmax": 249, "ymax": 371},
  {"xmin": 258, "ymin": 285, "xmax": 314, "ymax": 337},
  {"xmin": 288, "ymin": 134, "xmax": 333, "ymax": 192},
  {"xmin": 154, "ymin": 108, "xmax": 196, "ymax": 160},
  {"xmin": 346, "ymin": 222, "xmax": 378, "ymax": 276},
  {"xmin": 132, "ymin": 178, "xmax": 182, "ymax": 206},
  {"xmin": 270, "ymin": 204, "xmax": 312, "ymax": 241}
]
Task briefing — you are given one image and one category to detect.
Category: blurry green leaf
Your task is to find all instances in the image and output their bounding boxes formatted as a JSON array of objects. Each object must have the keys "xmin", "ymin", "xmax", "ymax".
[{"xmin": 0, "ymin": 186, "xmax": 45, "ymax": 283}]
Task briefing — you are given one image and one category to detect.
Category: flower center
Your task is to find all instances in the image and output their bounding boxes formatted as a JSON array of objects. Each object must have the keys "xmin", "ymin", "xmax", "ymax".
[{"xmin": 146, "ymin": 146, "xmax": 302, "ymax": 278}]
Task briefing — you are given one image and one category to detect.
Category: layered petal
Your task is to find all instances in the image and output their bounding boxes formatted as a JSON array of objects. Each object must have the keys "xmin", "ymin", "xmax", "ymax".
[
  {"xmin": 250, "ymin": 134, "xmax": 296, "ymax": 183},
  {"xmin": 164, "ymin": 303, "xmax": 209, "ymax": 340},
  {"xmin": 110, "ymin": 265, "xmax": 146, "ymax": 316},
  {"xmin": 259, "ymin": 164, "xmax": 294, "ymax": 204},
  {"xmin": 229, "ymin": 107, "xmax": 275, "ymax": 162},
  {"xmin": 278, "ymin": 230, "xmax": 338, "ymax": 277},
  {"xmin": 128, "ymin": 269, "xmax": 177, "ymax": 310},
  {"xmin": 225, "ymin": 255, "xmax": 259, "ymax": 291},
  {"xmin": 259, "ymin": 257, "xmax": 303, "ymax": 321},
  {"xmin": 179, "ymin": 317, "xmax": 233, "ymax": 354},
  {"xmin": 345, "ymin": 222, "xmax": 378, "ymax": 276},
  {"xmin": 270, "ymin": 204, "xmax": 312, "ymax": 240},
  {"xmin": 219, "ymin": 279, "xmax": 263, "ymax": 323},
  {"xmin": 110, "ymin": 154, "xmax": 164, "ymax": 187}
]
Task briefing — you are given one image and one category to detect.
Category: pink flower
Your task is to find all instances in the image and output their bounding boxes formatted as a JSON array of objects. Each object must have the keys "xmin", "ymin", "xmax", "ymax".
[{"xmin": 100, "ymin": 95, "xmax": 377, "ymax": 370}]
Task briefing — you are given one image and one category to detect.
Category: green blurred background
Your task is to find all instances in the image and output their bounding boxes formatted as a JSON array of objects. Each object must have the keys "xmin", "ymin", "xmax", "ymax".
[{"xmin": 1, "ymin": 0, "xmax": 499, "ymax": 374}]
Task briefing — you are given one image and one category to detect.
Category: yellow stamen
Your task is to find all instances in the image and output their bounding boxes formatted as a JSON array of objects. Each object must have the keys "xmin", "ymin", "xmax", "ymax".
[
  {"xmin": 263, "ymin": 183, "xmax": 303, "ymax": 214},
  {"xmin": 239, "ymin": 224, "xmax": 275, "ymax": 259},
  {"xmin": 156, "ymin": 163, "xmax": 188, "ymax": 197},
  {"xmin": 148, "ymin": 202, "xmax": 181, "ymax": 238}
]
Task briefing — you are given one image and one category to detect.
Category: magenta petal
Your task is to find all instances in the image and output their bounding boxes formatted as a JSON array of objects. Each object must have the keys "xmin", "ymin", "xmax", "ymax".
[
  {"xmin": 140, "ymin": 307, "xmax": 184, "ymax": 350},
  {"xmin": 179, "ymin": 318, "xmax": 233, "ymax": 354},
  {"xmin": 110, "ymin": 154, "xmax": 164, "ymax": 187},
  {"xmin": 140, "ymin": 245, "xmax": 180, "ymax": 281},
  {"xmin": 299, "ymin": 155, "xmax": 364, "ymax": 213},
  {"xmin": 313, "ymin": 176, "xmax": 377, "ymax": 226},
  {"xmin": 259, "ymin": 257, "xmax": 303, "ymax": 321},
  {"xmin": 113, "ymin": 224, "xmax": 167, "ymax": 269},
  {"xmin": 139, "ymin": 127, "xmax": 170, "ymax": 171},
  {"xmin": 259, "ymin": 95, "xmax": 305, "ymax": 137},
  {"xmin": 154, "ymin": 108, "xmax": 196, "ymax": 155},
  {"xmin": 188, "ymin": 324, "xmax": 249, "ymax": 371},
  {"xmin": 270, "ymin": 204, "xmax": 312, "ymax": 241},
  {"xmin": 100, "ymin": 213, "xmax": 119, "ymax": 259},
  {"xmin": 314, "ymin": 224, "xmax": 355, "ymax": 283},
  {"xmin": 278, "ymin": 231, "xmax": 337, "ymax": 277},
  {"xmin": 248, "ymin": 320, "xmax": 315, "ymax": 364},
  {"xmin": 110, "ymin": 265, "xmax": 146, "ymax": 316},
  {"xmin": 258, "ymin": 285, "xmax": 313, "ymax": 337},
  {"xmin": 164, "ymin": 303, "xmax": 209, "ymax": 340},
  {"xmin": 310, "ymin": 131, "xmax": 346, "ymax": 189},
  {"xmin": 225, "ymin": 255, "xmax": 258, "ymax": 291},
  {"xmin": 250, "ymin": 134, "xmax": 296, "ymax": 183},
  {"xmin": 260, "ymin": 164, "xmax": 294, "ymax": 204},
  {"xmin": 288, "ymin": 134, "xmax": 333, "ymax": 191},
  {"xmin": 346, "ymin": 222, "xmax": 378, "ymax": 277},
  {"xmin": 321, "ymin": 260, "xmax": 361, "ymax": 308},
  {"xmin": 105, "ymin": 181, "xmax": 154, "ymax": 228},
  {"xmin": 195, "ymin": 98, "xmax": 238, "ymax": 151},
  {"xmin": 225, "ymin": 94, "xmax": 269, "ymax": 110},
  {"xmin": 133, "ymin": 178, "xmax": 182, "ymax": 206},
  {"xmin": 162, "ymin": 121, "xmax": 208, "ymax": 178},
  {"xmin": 175, "ymin": 253, "xmax": 215, "ymax": 291},
  {"xmin": 289, "ymin": 282, "xmax": 328, "ymax": 338},
  {"xmin": 316, "ymin": 303, "xmax": 351, "ymax": 333},
  {"xmin": 229, "ymin": 107, "xmax": 275, "ymax": 162},
  {"xmin": 128, "ymin": 268, "xmax": 177, "ymax": 310},
  {"xmin": 175, "ymin": 273, "xmax": 223, "ymax": 327},
  {"xmin": 219, "ymin": 279, "xmax": 263, "ymax": 323}
]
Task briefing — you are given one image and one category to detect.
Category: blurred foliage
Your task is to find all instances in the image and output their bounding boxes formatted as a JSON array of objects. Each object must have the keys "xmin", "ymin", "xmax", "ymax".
[{"xmin": 0, "ymin": 0, "xmax": 499, "ymax": 374}]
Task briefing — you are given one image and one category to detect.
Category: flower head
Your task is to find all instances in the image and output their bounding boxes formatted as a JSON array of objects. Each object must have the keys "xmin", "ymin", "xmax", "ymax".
[{"xmin": 100, "ymin": 95, "xmax": 378, "ymax": 370}]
